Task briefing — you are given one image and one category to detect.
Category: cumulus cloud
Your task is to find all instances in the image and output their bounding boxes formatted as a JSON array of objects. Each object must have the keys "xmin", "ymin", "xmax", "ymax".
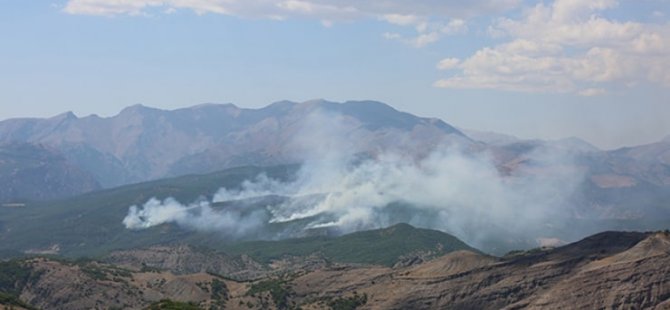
[
  {"xmin": 578, "ymin": 88, "xmax": 607, "ymax": 97},
  {"xmin": 437, "ymin": 57, "xmax": 461, "ymax": 70},
  {"xmin": 435, "ymin": 0, "xmax": 670, "ymax": 94}
]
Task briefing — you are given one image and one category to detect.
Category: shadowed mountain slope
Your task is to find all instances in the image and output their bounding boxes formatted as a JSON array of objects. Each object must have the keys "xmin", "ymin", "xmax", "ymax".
[{"xmin": 0, "ymin": 142, "xmax": 100, "ymax": 203}]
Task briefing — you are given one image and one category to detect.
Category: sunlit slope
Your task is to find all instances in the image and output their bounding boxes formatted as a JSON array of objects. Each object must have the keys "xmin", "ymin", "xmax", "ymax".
[{"xmin": 224, "ymin": 223, "xmax": 478, "ymax": 266}]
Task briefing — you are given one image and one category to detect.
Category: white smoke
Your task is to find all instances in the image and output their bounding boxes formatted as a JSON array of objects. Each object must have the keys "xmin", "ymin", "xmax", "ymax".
[
  {"xmin": 122, "ymin": 108, "xmax": 586, "ymax": 251},
  {"xmin": 212, "ymin": 174, "xmax": 294, "ymax": 203},
  {"xmin": 123, "ymin": 197, "xmax": 269, "ymax": 237}
]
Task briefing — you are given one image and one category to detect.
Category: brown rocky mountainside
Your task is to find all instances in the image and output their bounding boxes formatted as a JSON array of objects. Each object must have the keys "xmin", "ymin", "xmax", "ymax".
[
  {"xmin": 1, "ymin": 230, "xmax": 669, "ymax": 309},
  {"xmin": 103, "ymin": 245, "xmax": 269, "ymax": 281}
]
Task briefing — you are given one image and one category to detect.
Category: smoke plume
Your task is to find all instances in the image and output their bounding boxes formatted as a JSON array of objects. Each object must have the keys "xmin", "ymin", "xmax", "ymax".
[{"xmin": 123, "ymin": 109, "xmax": 586, "ymax": 252}]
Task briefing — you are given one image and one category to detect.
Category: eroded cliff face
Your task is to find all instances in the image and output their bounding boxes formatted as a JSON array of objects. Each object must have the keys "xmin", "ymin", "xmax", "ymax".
[{"xmin": 4, "ymin": 231, "xmax": 670, "ymax": 309}]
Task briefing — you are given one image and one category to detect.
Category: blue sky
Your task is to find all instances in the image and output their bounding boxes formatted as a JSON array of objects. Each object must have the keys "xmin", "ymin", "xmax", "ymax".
[{"xmin": 1, "ymin": 0, "xmax": 669, "ymax": 149}]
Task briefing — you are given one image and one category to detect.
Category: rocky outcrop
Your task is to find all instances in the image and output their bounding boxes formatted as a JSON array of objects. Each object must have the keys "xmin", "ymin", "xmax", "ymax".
[{"xmin": 104, "ymin": 245, "xmax": 267, "ymax": 281}]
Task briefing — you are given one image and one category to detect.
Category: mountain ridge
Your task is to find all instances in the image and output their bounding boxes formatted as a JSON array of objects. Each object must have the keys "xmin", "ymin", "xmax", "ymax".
[
  {"xmin": 0, "ymin": 100, "xmax": 468, "ymax": 189},
  {"xmin": 1, "ymin": 228, "xmax": 669, "ymax": 309}
]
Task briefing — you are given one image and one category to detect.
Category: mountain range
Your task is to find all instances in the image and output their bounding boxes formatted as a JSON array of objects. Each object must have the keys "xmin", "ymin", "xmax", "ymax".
[
  {"xmin": 1, "ymin": 100, "xmax": 669, "ymax": 223},
  {"xmin": 0, "ymin": 100, "xmax": 465, "ymax": 190}
]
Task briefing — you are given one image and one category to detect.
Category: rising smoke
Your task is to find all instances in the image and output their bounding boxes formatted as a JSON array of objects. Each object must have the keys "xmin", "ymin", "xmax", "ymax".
[{"xmin": 123, "ymin": 108, "xmax": 586, "ymax": 251}]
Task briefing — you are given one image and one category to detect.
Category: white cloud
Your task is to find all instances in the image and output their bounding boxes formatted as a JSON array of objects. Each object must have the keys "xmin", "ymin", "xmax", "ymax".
[
  {"xmin": 64, "ymin": 0, "xmax": 520, "ymax": 18},
  {"xmin": 381, "ymin": 14, "xmax": 423, "ymax": 26},
  {"xmin": 442, "ymin": 19, "xmax": 467, "ymax": 34},
  {"xmin": 382, "ymin": 29, "xmax": 449, "ymax": 48},
  {"xmin": 578, "ymin": 88, "xmax": 606, "ymax": 96},
  {"xmin": 412, "ymin": 32, "xmax": 440, "ymax": 47},
  {"xmin": 380, "ymin": 15, "xmax": 468, "ymax": 48},
  {"xmin": 382, "ymin": 32, "xmax": 402, "ymax": 40},
  {"xmin": 437, "ymin": 57, "xmax": 461, "ymax": 70},
  {"xmin": 64, "ymin": 0, "xmax": 505, "ymax": 46},
  {"xmin": 63, "ymin": 0, "xmax": 164, "ymax": 16},
  {"xmin": 436, "ymin": 0, "xmax": 670, "ymax": 94},
  {"xmin": 550, "ymin": 0, "xmax": 618, "ymax": 22}
]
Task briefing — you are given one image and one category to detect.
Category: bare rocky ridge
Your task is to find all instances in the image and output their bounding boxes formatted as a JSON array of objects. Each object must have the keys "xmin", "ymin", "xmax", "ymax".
[{"xmin": 2, "ymin": 230, "xmax": 670, "ymax": 309}]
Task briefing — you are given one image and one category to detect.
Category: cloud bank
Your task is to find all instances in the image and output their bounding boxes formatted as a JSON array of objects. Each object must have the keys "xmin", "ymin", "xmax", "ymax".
[{"xmin": 436, "ymin": 0, "xmax": 670, "ymax": 94}]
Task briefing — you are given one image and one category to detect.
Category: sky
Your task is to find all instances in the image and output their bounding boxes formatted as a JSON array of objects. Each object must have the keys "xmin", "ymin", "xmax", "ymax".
[{"xmin": 0, "ymin": 0, "xmax": 669, "ymax": 149}]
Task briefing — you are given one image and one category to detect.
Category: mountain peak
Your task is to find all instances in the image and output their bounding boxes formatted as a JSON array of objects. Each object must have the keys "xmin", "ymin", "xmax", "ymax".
[
  {"xmin": 50, "ymin": 111, "xmax": 77, "ymax": 121},
  {"xmin": 118, "ymin": 104, "xmax": 163, "ymax": 117},
  {"xmin": 265, "ymin": 100, "xmax": 297, "ymax": 110},
  {"xmin": 343, "ymin": 100, "xmax": 397, "ymax": 110},
  {"xmin": 552, "ymin": 136, "xmax": 600, "ymax": 152},
  {"xmin": 190, "ymin": 103, "xmax": 238, "ymax": 110},
  {"xmin": 298, "ymin": 98, "xmax": 339, "ymax": 109}
]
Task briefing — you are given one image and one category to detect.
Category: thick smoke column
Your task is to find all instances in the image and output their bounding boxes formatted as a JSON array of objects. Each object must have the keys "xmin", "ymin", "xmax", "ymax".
[{"xmin": 123, "ymin": 109, "xmax": 586, "ymax": 251}]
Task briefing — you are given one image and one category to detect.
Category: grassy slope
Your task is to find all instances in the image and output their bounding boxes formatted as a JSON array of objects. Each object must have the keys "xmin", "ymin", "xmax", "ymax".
[
  {"xmin": 1, "ymin": 161, "xmax": 667, "ymax": 262},
  {"xmin": 0, "ymin": 165, "xmax": 298, "ymax": 258},
  {"xmin": 0, "ymin": 160, "xmax": 478, "ymax": 264},
  {"xmin": 0, "ymin": 162, "xmax": 476, "ymax": 266},
  {"xmin": 225, "ymin": 223, "xmax": 477, "ymax": 266}
]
